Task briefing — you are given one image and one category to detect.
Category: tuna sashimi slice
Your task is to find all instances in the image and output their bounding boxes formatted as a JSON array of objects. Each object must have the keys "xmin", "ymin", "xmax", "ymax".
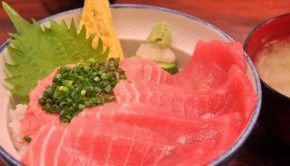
[
  {"xmin": 120, "ymin": 58, "xmax": 173, "ymax": 84},
  {"xmin": 114, "ymin": 64, "xmax": 256, "ymax": 119},
  {"xmin": 173, "ymin": 40, "xmax": 246, "ymax": 90},
  {"xmin": 114, "ymin": 79, "xmax": 227, "ymax": 117},
  {"xmin": 79, "ymin": 102, "xmax": 242, "ymax": 164},
  {"xmin": 21, "ymin": 125, "xmax": 68, "ymax": 166},
  {"xmin": 21, "ymin": 119, "xmax": 175, "ymax": 166},
  {"xmin": 80, "ymin": 102, "xmax": 242, "ymax": 145},
  {"xmin": 158, "ymin": 112, "xmax": 242, "ymax": 165},
  {"xmin": 121, "ymin": 40, "xmax": 246, "ymax": 90}
]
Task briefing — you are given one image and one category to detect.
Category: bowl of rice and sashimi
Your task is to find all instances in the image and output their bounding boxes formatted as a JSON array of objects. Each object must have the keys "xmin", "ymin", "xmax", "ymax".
[{"xmin": 0, "ymin": 0, "xmax": 261, "ymax": 166}]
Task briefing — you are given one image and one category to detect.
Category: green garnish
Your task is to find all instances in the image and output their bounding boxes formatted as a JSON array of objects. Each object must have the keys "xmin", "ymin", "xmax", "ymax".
[
  {"xmin": 2, "ymin": 2, "xmax": 109, "ymax": 103},
  {"xmin": 133, "ymin": 22, "xmax": 178, "ymax": 74},
  {"xmin": 23, "ymin": 136, "xmax": 31, "ymax": 143},
  {"xmin": 146, "ymin": 22, "xmax": 172, "ymax": 48},
  {"xmin": 39, "ymin": 58, "xmax": 126, "ymax": 123}
]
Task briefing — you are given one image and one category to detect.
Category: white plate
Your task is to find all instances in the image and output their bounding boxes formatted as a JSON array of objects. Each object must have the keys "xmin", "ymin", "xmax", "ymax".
[{"xmin": 0, "ymin": 4, "xmax": 262, "ymax": 165}]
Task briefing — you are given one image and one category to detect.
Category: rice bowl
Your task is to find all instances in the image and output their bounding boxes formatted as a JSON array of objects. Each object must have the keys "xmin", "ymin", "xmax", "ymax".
[{"xmin": 0, "ymin": 4, "xmax": 261, "ymax": 166}]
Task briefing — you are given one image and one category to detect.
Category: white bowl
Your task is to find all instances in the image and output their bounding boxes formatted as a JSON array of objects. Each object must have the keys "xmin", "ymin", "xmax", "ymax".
[{"xmin": 0, "ymin": 4, "xmax": 261, "ymax": 166}]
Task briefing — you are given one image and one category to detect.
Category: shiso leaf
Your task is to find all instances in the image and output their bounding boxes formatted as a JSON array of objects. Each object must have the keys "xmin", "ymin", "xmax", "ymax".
[
  {"xmin": 1, "ymin": 2, "xmax": 31, "ymax": 33},
  {"xmin": 2, "ymin": 2, "xmax": 109, "ymax": 103}
]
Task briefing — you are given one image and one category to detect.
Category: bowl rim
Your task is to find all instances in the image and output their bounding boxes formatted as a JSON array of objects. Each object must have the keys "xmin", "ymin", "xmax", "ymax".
[
  {"xmin": 244, "ymin": 12, "xmax": 290, "ymax": 52},
  {"xmin": 0, "ymin": 4, "xmax": 262, "ymax": 166},
  {"xmin": 244, "ymin": 12, "xmax": 290, "ymax": 101}
]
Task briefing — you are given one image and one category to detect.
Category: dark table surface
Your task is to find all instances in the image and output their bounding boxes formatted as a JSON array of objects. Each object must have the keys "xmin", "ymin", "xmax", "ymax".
[{"xmin": 1, "ymin": 0, "xmax": 290, "ymax": 165}]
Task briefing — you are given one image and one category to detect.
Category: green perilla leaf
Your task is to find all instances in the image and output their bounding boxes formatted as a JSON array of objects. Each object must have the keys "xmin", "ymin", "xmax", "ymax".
[{"xmin": 2, "ymin": 1, "xmax": 109, "ymax": 103}]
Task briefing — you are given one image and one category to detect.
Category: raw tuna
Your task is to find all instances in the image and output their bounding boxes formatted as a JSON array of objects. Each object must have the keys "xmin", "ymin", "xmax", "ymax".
[
  {"xmin": 121, "ymin": 40, "xmax": 246, "ymax": 90},
  {"xmin": 114, "ymin": 65, "xmax": 255, "ymax": 119},
  {"xmin": 120, "ymin": 58, "xmax": 173, "ymax": 84},
  {"xmin": 21, "ymin": 65, "xmax": 75, "ymax": 138},
  {"xmin": 21, "ymin": 120, "xmax": 175, "ymax": 166},
  {"xmin": 80, "ymin": 102, "xmax": 242, "ymax": 144},
  {"xmin": 20, "ymin": 40, "xmax": 257, "ymax": 166},
  {"xmin": 21, "ymin": 102, "xmax": 242, "ymax": 165},
  {"xmin": 21, "ymin": 69, "xmax": 59, "ymax": 139},
  {"xmin": 173, "ymin": 40, "xmax": 246, "ymax": 90}
]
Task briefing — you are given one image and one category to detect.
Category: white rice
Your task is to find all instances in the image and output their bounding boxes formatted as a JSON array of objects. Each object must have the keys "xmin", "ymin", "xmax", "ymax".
[{"xmin": 8, "ymin": 104, "xmax": 28, "ymax": 156}]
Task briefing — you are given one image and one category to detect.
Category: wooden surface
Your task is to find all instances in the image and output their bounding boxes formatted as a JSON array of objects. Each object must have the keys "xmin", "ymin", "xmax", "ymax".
[{"xmin": 1, "ymin": 0, "xmax": 290, "ymax": 165}]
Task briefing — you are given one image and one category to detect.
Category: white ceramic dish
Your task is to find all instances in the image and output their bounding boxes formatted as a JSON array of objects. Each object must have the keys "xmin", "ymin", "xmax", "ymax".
[{"xmin": 0, "ymin": 4, "xmax": 261, "ymax": 166}]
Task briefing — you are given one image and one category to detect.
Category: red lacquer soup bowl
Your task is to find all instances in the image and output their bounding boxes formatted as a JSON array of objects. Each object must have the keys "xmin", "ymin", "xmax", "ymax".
[{"xmin": 245, "ymin": 13, "xmax": 290, "ymax": 145}]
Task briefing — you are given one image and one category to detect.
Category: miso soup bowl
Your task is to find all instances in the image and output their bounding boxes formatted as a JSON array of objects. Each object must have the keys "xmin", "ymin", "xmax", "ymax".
[
  {"xmin": 0, "ymin": 4, "xmax": 261, "ymax": 166},
  {"xmin": 244, "ymin": 13, "xmax": 290, "ymax": 145}
]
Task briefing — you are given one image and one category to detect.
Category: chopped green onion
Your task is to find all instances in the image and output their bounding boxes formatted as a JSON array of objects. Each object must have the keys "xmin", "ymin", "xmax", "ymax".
[
  {"xmin": 94, "ymin": 76, "xmax": 100, "ymax": 82},
  {"xmin": 94, "ymin": 87, "xmax": 102, "ymax": 94},
  {"xmin": 38, "ymin": 97, "xmax": 45, "ymax": 105},
  {"xmin": 81, "ymin": 90, "xmax": 86, "ymax": 96},
  {"xmin": 38, "ymin": 58, "xmax": 127, "ymax": 123},
  {"xmin": 114, "ymin": 60, "xmax": 119, "ymax": 68},
  {"xmin": 104, "ymin": 96, "xmax": 110, "ymax": 103},
  {"xmin": 104, "ymin": 85, "xmax": 113, "ymax": 93},
  {"xmin": 119, "ymin": 75, "xmax": 127, "ymax": 80},
  {"xmin": 111, "ymin": 80, "xmax": 118, "ymax": 86},
  {"xmin": 55, "ymin": 73, "xmax": 61, "ymax": 79},
  {"xmin": 99, "ymin": 81, "xmax": 109, "ymax": 88},
  {"xmin": 78, "ymin": 104, "xmax": 85, "ymax": 110},
  {"xmin": 59, "ymin": 86, "xmax": 69, "ymax": 93},
  {"xmin": 101, "ymin": 73, "xmax": 109, "ymax": 80},
  {"xmin": 23, "ymin": 136, "xmax": 32, "ymax": 143}
]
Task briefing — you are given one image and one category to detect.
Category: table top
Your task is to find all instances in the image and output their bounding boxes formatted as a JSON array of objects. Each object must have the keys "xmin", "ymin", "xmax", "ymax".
[{"xmin": 1, "ymin": 0, "xmax": 290, "ymax": 165}]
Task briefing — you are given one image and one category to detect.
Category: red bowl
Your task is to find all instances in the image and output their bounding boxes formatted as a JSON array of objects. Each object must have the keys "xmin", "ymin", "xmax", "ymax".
[{"xmin": 244, "ymin": 13, "xmax": 290, "ymax": 144}]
